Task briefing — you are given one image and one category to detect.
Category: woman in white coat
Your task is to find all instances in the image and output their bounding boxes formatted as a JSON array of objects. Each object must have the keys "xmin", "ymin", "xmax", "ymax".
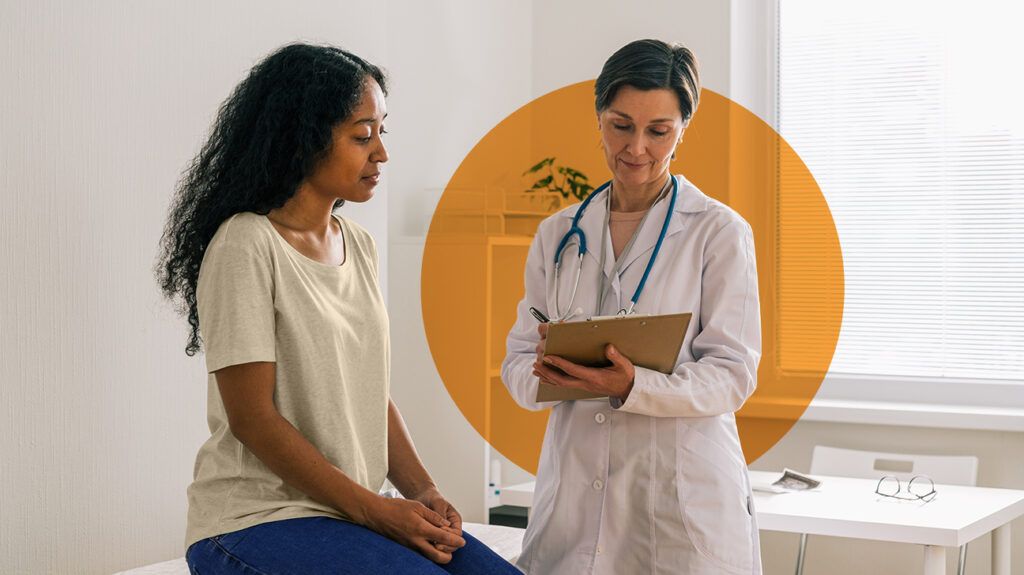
[{"xmin": 502, "ymin": 39, "xmax": 762, "ymax": 575}]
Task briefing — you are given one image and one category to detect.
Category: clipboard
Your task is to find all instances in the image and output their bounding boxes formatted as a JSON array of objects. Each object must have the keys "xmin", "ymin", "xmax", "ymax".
[{"xmin": 536, "ymin": 312, "xmax": 691, "ymax": 402}]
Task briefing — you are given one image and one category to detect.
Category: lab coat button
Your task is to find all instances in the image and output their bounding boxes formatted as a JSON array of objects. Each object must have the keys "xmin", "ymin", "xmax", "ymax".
[
  {"xmin": 594, "ymin": 412, "xmax": 606, "ymax": 424},
  {"xmin": 592, "ymin": 479, "xmax": 604, "ymax": 490}
]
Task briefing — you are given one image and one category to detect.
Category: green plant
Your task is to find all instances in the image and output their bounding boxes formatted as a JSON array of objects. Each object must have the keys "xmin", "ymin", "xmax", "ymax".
[{"xmin": 523, "ymin": 157, "xmax": 594, "ymax": 204}]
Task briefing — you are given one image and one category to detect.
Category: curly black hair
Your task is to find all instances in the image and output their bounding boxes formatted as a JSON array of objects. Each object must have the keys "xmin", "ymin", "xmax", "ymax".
[{"xmin": 156, "ymin": 43, "xmax": 387, "ymax": 356}]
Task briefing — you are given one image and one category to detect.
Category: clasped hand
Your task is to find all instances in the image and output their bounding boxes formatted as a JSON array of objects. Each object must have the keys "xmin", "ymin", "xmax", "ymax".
[
  {"xmin": 532, "ymin": 322, "xmax": 636, "ymax": 401},
  {"xmin": 363, "ymin": 487, "xmax": 465, "ymax": 564}
]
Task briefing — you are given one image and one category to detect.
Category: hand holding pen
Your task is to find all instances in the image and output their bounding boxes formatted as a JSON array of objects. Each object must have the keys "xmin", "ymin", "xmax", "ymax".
[{"xmin": 530, "ymin": 307, "xmax": 552, "ymax": 374}]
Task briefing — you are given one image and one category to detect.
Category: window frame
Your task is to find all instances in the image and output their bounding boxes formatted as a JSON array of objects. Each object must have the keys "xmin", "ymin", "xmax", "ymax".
[{"xmin": 729, "ymin": 0, "xmax": 1024, "ymax": 430}]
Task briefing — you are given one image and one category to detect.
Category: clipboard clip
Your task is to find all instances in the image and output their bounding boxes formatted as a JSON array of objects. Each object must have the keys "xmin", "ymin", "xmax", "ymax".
[{"xmin": 588, "ymin": 313, "xmax": 647, "ymax": 321}]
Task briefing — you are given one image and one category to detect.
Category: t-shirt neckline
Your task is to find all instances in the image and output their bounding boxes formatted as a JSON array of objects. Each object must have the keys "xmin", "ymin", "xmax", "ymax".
[{"xmin": 262, "ymin": 213, "xmax": 349, "ymax": 271}]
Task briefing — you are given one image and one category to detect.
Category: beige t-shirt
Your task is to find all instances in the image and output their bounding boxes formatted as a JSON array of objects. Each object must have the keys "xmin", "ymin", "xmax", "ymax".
[{"xmin": 185, "ymin": 212, "xmax": 390, "ymax": 549}]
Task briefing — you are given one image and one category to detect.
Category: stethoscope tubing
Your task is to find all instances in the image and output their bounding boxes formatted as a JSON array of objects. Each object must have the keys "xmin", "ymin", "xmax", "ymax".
[{"xmin": 551, "ymin": 175, "xmax": 678, "ymax": 319}]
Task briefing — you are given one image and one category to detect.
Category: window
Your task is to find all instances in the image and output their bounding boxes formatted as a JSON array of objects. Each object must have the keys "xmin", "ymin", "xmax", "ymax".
[{"xmin": 777, "ymin": 0, "xmax": 1024, "ymax": 412}]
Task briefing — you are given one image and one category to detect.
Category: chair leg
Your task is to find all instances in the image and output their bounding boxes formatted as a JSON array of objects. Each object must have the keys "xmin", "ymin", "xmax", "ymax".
[
  {"xmin": 957, "ymin": 542, "xmax": 968, "ymax": 575},
  {"xmin": 795, "ymin": 533, "xmax": 808, "ymax": 575}
]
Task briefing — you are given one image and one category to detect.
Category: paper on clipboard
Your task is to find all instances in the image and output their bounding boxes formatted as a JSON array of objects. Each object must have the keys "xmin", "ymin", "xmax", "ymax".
[{"xmin": 536, "ymin": 312, "xmax": 691, "ymax": 402}]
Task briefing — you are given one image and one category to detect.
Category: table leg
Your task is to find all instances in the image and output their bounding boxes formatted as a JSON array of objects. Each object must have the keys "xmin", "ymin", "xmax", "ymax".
[
  {"xmin": 992, "ymin": 524, "xmax": 1011, "ymax": 575},
  {"xmin": 923, "ymin": 545, "xmax": 946, "ymax": 575}
]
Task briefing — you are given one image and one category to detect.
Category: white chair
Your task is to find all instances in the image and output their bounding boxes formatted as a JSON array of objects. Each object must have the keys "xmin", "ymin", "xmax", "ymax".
[{"xmin": 794, "ymin": 445, "xmax": 979, "ymax": 575}]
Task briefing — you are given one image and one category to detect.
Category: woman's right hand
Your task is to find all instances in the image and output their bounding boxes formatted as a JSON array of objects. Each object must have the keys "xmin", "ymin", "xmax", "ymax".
[
  {"xmin": 535, "ymin": 322, "xmax": 549, "ymax": 358},
  {"xmin": 362, "ymin": 496, "xmax": 466, "ymax": 564}
]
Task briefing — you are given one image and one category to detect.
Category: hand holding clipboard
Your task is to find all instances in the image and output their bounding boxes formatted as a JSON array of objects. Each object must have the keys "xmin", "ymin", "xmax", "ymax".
[{"xmin": 531, "ymin": 310, "xmax": 691, "ymax": 402}]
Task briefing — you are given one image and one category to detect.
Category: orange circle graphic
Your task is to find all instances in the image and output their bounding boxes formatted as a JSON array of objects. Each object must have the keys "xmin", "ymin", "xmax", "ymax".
[{"xmin": 422, "ymin": 81, "xmax": 843, "ymax": 471}]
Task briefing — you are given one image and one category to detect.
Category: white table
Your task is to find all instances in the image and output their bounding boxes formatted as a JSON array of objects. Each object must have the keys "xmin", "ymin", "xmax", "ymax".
[{"xmin": 500, "ymin": 471, "xmax": 1024, "ymax": 575}]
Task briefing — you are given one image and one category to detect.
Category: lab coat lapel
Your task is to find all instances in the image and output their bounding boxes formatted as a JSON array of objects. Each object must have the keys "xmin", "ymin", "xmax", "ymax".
[{"xmin": 618, "ymin": 196, "xmax": 681, "ymax": 275}]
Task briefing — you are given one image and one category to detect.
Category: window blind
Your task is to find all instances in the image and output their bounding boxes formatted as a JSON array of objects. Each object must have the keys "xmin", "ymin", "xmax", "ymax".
[{"xmin": 777, "ymin": 0, "xmax": 1024, "ymax": 382}]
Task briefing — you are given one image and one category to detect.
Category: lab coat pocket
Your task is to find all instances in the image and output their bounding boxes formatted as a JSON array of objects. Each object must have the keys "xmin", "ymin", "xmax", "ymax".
[{"xmin": 676, "ymin": 428, "xmax": 753, "ymax": 573}]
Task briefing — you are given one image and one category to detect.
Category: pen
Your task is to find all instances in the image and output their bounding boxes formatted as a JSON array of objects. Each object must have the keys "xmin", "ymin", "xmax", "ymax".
[{"xmin": 529, "ymin": 306, "xmax": 550, "ymax": 323}]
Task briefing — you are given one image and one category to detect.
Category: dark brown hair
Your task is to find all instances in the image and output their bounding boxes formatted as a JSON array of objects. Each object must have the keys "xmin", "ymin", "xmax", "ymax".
[{"xmin": 595, "ymin": 39, "xmax": 700, "ymax": 122}]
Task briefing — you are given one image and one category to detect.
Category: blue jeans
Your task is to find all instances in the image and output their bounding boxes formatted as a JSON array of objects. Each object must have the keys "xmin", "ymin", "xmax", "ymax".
[{"xmin": 185, "ymin": 516, "xmax": 522, "ymax": 574}]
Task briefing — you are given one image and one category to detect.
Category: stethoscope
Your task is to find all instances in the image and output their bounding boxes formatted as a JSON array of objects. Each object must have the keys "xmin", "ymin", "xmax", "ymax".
[{"xmin": 551, "ymin": 174, "xmax": 678, "ymax": 321}]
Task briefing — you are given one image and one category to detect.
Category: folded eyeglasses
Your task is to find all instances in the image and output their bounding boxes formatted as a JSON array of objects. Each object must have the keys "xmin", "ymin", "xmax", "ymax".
[{"xmin": 875, "ymin": 475, "xmax": 937, "ymax": 502}]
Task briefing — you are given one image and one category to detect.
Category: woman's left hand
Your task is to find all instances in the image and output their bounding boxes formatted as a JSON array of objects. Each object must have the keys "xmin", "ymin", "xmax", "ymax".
[
  {"xmin": 533, "ymin": 344, "xmax": 636, "ymax": 402},
  {"xmin": 412, "ymin": 487, "xmax": 464, "ymax": 552}
]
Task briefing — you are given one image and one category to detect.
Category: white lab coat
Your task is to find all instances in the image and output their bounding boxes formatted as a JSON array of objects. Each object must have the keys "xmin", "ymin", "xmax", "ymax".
[{"xmin": 502, "ymin": 174, "xmax": 762, "ymax": 575}]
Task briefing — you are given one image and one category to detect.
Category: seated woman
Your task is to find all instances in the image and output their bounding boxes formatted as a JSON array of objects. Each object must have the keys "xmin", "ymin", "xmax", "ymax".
[{"xmin": 156, "ymin": 43, "xmax": 520, "ymax": 575}]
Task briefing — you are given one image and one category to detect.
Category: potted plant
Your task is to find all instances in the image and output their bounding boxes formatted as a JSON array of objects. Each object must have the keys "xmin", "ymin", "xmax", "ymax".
[{"xmin": 523, "ymin": 157, "xmax": 594, "ymax": 212}]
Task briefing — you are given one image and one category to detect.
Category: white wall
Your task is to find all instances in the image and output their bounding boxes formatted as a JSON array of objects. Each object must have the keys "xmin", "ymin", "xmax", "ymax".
[
  {"xmin": 530, "ymin": 0, "xmax": 731, "ymax": 98},
  {"xmin": 4, "ymin": 1, "xmax": 1022, "ymax": 574},
  {"xmin": 383, "ymin": 0, "xmax": 536, "ymax": 524},
  {"xmin": 0, "ymin": 2, "xmax": 386, "ymax": 573}
]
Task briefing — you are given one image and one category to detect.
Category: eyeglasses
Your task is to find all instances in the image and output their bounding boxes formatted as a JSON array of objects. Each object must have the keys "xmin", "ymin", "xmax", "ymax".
[{"xmin": 875, "ymin": 475, "xmax": 937, "ymax": 502}]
